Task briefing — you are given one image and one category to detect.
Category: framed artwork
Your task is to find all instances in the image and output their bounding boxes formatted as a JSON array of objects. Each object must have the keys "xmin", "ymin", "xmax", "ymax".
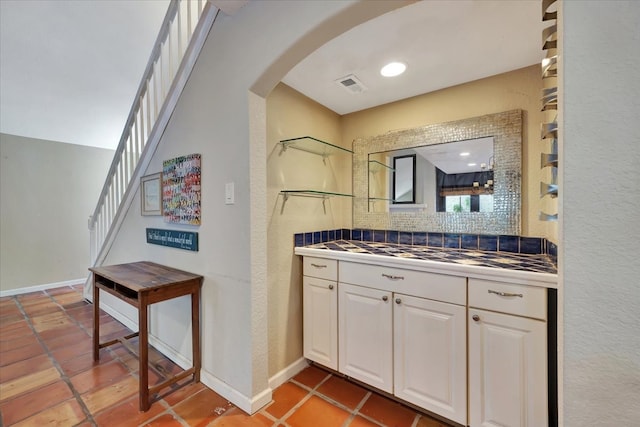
[
  {"xmin": 141, "ymin": 172, "xmax": 162, "ymax": 216},
  {"xmin": 162, "ymin": 153, "xmax": 201, "ymax": 225}
]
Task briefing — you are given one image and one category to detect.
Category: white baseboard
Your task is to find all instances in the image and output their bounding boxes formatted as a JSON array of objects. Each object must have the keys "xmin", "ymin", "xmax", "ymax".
[
  {"xmin": 96, "ymin": 302, "xmax": 309, "ymax": 416},
  {"xmin": 269, "ymin": 357, "xmax": 309, "ymax": 390},
  {"xmin": 200, "ymin": 369, "xmax": 272, "ymax": 414},
  {"xmin": 0, "ymin": 278, "xmax": 85, "ymax": 298},
  {"xmin": 195, "ymin": 358, "xmax": 308, "ymax": 414}
]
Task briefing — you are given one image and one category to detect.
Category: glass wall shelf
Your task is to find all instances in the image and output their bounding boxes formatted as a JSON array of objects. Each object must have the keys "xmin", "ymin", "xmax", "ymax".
[
  {"xmin": 280, "ymin": 190, "xmax": 353, "ymax": 214},
  {"xmin": 279, "ymin": 136, "xmax": 353, "ymax": 160},
  {"xmin": 368, "ymin": 160, "xmax": 394, "ymax": 173}
]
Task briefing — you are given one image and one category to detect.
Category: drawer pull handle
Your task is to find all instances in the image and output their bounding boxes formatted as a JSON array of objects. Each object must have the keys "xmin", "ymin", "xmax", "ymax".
[
  {"xmin": 328, "ymin": 284, "xmax": 334, "ymax": 290},
  {"xmin": 488, "ymin": 289, "xmax": 523, "ymax": 298},
  {"xmin": 382, "ymin": 296, "xmax": 389, "ymax": 302},
  {"xmin": 472, "ymin": 314, "xmax": 480, "ymax": 322},
  {"xmin": 382, "ymin": 273, "xmax": 405, "ymax": 281},
  {"xmin": 395, "ymin": 298, "xmax": 402, "ymax": 304},
  {"xmin": 311, "ymin": 263, "xmax": 327, "ymax": 269}
]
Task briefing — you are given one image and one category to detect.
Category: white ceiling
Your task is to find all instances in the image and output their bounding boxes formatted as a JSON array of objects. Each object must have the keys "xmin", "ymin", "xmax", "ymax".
[
  {"xmin": 0, "ymin": 0, "xmax": 543, "ymax": 150},
  {"xmin": 283, "ymin": 0, "xmax": 543, "ymax": 115}
]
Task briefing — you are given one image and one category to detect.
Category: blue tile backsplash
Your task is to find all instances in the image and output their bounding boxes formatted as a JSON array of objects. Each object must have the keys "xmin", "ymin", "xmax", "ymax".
[{"xmin": 294, "ymin": 228, "xmax": 558, "ymax": 272}]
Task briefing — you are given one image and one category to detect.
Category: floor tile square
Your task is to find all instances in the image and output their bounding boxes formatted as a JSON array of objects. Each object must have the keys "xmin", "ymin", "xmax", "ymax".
[
  {"xmin": 81, "ymin": 375, "xmax": 139, "ymax": 414},
  {"xmin": 317, "ymin": 375, "xmax": 369, "ymax": 409},
  {"xmin": 0, "ymin": 354, "xmax": 54, "ymax": 383},
  {"xmin": 264, "ymin": 382, "xmax": 308, "ymax": 419},
  {"xmin": 0, "ymin": 342, "xmax": 46, "ymax": 367},
  {"xmin": 284, "ymin": 395, "xmax": 350, "ymax": 427},
  {"xmin": 71, "ymin": 360, "xmax": 130, "ymax": 394},
  {"xmin": 209, "ymin": 407, "xmax": 274, "ymax": 426},
  {"xmin": 0, "ymin": 380, "xmax": 73, "ymax": 425},
  {"xmin": 292, "ymin": 365, "xmax": 331, "ymax": 389},
  {"xmin": 9, "ymin": 399, "xmax": 85, "ymax": 427},
  {"xmin": 172, "ymin": 387, "xmax": 233, "ymax": 427},
  {"xmin": 59, "ymin": 349, "xmax": 114, "ymax": 377},
  {"xmin": 93, "ymin": 395, "xmax": 166, "ymax": 427},
  {"xmin": 143, "ymin": 413, "xmax": 184, "ymax": 426},
  {"xmin": 347, "ymin": 416, "xmax": 380, "ymax": 427},
  {"xmin": 359, "ymin": 393, "xmax": 418, "ymax": 427},
  {"xmin": 0, "ymin": 366, "xmax": 60, "ymax": 403}
]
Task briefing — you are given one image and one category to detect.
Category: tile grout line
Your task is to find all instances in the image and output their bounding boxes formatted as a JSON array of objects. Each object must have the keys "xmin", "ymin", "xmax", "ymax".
[
  {"xmin": 341, "ymin": 390, "xmax": 378, "ymax": 427},
  {"xmin": 271, "ymin": 373, "xmax": 333, "ymax": 425},
  {"xmin": 291, "ymin": 374, "xmax": 388, "ymax": 427},
  {"xmin": 13, "ymin": 292, "xmax": 98, "ymax": 426}
]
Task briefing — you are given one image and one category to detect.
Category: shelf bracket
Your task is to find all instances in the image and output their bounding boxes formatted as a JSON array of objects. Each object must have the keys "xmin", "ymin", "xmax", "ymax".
[{"xmin": 280, "ymin": 193, "xmax": 289, "ymax": 215}]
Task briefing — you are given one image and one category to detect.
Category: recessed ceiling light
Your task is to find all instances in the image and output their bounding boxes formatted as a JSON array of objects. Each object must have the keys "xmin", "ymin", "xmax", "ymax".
[
  {"xmin": 460, "ymin": 152, "xmax": 470, "ymax": 156},
  {"xmin": 380, "ymin": 62, "xmax": 407, "ymax": 77},
  {"xmin": 468, "ymin": 163, "xmax": 477, "ymax": 167}
]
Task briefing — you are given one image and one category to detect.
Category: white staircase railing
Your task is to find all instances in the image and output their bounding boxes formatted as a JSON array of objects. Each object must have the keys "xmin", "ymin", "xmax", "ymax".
[{"xmin": 85, "ymin": 0, "xmax": 218, "ymax": 298}]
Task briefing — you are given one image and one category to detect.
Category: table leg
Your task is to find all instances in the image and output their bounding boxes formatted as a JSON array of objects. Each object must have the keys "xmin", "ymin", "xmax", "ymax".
[
  {"xmin": 192, "ymin": 289, "xmax": 201, "ymax": 383},
  {"xmin": 92, "ymin": 276, "xmax": 100, "ymax": 361},
  {"xmin": 139, "ymin": 296, "xmax": 150, "ymax": 412}
]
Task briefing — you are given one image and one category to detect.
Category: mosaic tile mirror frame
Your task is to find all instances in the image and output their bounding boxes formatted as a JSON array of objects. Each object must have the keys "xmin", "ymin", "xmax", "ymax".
[{"xmin": 353, "ymin": 109, "xmax": 522, "ymax": 235}]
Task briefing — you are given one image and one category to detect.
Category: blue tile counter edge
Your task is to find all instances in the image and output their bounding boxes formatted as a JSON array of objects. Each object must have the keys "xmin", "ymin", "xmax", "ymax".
[
  {"xmin": 294, "ymin": 229, "xmax": 557, "ymax": 262},
  {"xmin": 295, "ymin": 240, "xmax": 557, "ymax": 289},
  {"xmin": 293, "ymin": 229, "xmax": 558, "ymax": 287}
]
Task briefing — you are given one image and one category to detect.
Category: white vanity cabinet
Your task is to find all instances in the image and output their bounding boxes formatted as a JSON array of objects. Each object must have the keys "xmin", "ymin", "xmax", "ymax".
[
  {"xmin": 338, "ymin": 282, "xmax": 393, "ymax": 392},
  {"xmin": 339, "ymin": 261, "xmax": 468, "ymax": 425},
  {"xmin": 394, "ymin": 293, "xmax": 467, "ymax": 425},
  {"xmin": 299, "ymin": 252, "xmax": 556, "ymax": 427},
  {"xmin": 302, "ymin": 257, "xmax": 338, "ymax": 370},
  {"xmin": 468, "ymin": 279, "xmax": 548, "ymax": 427}
]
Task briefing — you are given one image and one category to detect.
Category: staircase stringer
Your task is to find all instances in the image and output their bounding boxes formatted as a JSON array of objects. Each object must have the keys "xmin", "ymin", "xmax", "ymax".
[{"xmin": 84, "ymin": 2, "xmax": 219, "ymax": 300}]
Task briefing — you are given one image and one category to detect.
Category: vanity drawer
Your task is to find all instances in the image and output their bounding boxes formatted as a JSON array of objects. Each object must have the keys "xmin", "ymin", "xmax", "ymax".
[
  {"xmin": 469, "ymin": 279, "xmax": 546, "ymax": 320},
  {"xmin": 340, "ymin": 262, "xmax": 466, "ymax": 305},
  {"xmin": 303, "ymin": 257, "xmax": 338, "ymax": 281}
]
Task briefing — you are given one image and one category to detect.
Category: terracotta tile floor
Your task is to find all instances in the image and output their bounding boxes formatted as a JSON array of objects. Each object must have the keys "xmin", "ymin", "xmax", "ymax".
[{"xmin": 0, "ymin": 286, "xmax": 453, "ymax": 427}]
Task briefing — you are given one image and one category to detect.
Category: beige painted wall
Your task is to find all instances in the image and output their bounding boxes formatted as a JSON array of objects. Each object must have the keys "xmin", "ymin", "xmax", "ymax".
[
  {"xmin": 266, "ymin": 83, "xmax": 350, "ymax": 376},
  {"xmin": 342, "ymin": 65, "xmax": 557, "ymax": 240},
  {"xmin": 0, "ymin": 133, "xmax": 114, "ymax": 292}
]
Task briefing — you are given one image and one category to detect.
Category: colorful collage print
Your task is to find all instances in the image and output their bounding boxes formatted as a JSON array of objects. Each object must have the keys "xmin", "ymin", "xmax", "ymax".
[{"xmin": 162, "ymin": 153, "xmax": 201, "ymax": 225}]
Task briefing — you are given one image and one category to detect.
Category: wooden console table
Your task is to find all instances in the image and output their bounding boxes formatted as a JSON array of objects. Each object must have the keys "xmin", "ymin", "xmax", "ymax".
[{"xmin": 90, "ymin": 261, "xmax": 203, "ymax": 411}]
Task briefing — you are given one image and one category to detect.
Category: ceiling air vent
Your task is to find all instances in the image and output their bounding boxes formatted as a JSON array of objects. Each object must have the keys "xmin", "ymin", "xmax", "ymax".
[{"xmin": 335, "ymin": 74, "xmax": 367, "ymax": 94}]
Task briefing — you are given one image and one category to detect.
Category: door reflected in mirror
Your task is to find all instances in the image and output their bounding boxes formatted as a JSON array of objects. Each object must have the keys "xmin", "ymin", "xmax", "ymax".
[{"xmin": 368, "ymin": 137, "xmax": 494, "ymax": 213}]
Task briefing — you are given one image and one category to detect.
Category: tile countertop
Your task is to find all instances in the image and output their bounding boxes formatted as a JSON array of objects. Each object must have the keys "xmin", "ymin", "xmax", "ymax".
[{"xmin": 295, "ymin": 240, "xmax": 558, "ymax": 289}]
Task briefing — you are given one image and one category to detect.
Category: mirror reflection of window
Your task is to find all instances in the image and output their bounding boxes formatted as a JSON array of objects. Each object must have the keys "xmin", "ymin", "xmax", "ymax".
[
  {"xmin": 444, "ymin": 194, "xmax": 494, "ymax": 213},
  {"xmin": 392, "ymin": 155, "xmax": 416, "ymax": 204}
]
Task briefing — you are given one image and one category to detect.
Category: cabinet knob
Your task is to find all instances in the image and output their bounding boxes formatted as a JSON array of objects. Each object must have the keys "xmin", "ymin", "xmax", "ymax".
[
  {"xmin": 328, "ymin": 284, "xmax": 334, "ymax": 290},
  {"xmin": 382, "ymin": 296, "xmax": 388, "ymax": 302},
  {"xmin": 472, "ymin": 314, "xmax": 480, "ymax": 322},
  {"xmin": 395, "ymin": 298, "xmax": 402, "ymax": 304}
]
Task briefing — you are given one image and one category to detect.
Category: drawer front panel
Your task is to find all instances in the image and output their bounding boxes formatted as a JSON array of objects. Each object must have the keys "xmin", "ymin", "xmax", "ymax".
[
  {"xmin": 469, "ymin": 279, "xmax": 546, "ymax": 320},
  {"xmin": 340, "ymin": 261, "xmax": 466, "ymax": 305},
  {"xmin": 303, "ymin": 257, "xmax": 338, "ymax": 281}
]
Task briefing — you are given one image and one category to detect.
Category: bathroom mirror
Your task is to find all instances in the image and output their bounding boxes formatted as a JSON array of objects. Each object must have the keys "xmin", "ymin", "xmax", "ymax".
[
  {"xmin": 369, "ymin": 137, "xmax": 495, "ymax": 213},
  {"xmin": 353, "ymin": 110, "xmax": 522, "ymax": 234}
]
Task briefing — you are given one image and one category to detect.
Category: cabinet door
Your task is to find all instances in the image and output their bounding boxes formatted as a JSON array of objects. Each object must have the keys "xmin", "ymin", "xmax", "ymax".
[
  {"xmin": 339, "ymin": 283, "xmax": 393, "ymax": 392},
  {"xmin": 469, "ymin": 308, "xmax": 548, "ymax": 427},
  {"xmin": 303, "ymin": 276, "xmax": 337, "ymax": 370},
  {"xmin": 393, "ymin": 294, "xmax": 467, "ymax": 425}
]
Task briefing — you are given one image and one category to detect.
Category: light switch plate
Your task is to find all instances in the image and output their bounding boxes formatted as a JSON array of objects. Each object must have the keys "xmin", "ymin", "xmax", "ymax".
[{"xmin": 225, "ymin": 182, "xmax": 235, "ymax": 205}]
